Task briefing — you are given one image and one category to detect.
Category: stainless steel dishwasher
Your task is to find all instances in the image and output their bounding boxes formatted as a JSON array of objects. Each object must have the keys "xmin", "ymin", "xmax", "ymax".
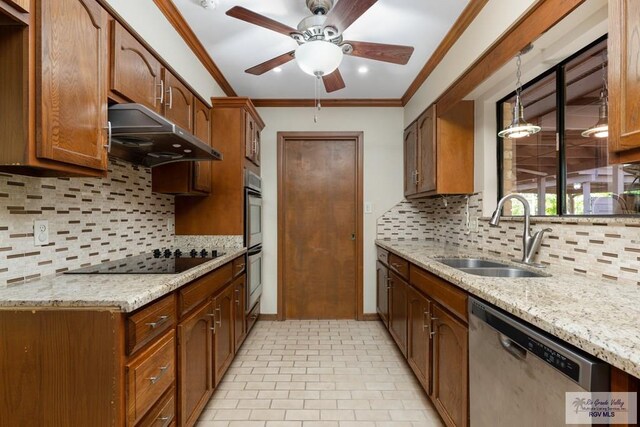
[{"xmin": 469, "ymin": 297, "xmax": 610, "ymax": 427}]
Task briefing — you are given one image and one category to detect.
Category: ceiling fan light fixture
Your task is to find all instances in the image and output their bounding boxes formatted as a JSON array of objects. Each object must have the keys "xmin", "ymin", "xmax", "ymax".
[{"xmin": 295, "ymin": 40, "xmax": 343, "ymax": 77}]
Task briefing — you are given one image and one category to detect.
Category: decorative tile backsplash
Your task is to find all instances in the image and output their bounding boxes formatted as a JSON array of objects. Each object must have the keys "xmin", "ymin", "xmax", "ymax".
[
  {"xmin": 0, "ymin": 159, "xmax": 174, "ymax": 286},
  {"xmin": 378, "ymin": 194, "xmax": 640, "ymax": 286}
]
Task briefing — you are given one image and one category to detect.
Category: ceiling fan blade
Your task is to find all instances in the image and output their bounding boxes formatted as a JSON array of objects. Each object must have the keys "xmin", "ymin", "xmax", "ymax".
[
  {"xmin": 322, "ymin": 69, "xmax": 346, "ymax": 93},
  {"xmin": 324, "ymin": 0, "xmax": 377, "ymax": 32},
  {"xmin": 226, "ymin": 6, "xmax": 298, "ymax": 37},
  {"xmin": 344, "ymin": 40, "xmax": 414, "ymax": 65},
  {"xmin": 246, "ymin": 51, "xmax": 295, "ymax": 75}
]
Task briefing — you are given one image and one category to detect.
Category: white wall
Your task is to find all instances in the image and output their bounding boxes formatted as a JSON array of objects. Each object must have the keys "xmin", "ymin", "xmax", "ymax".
[
  {"xmin": 104, "ymin": 0, "xmax": 226, "ymax": 103},
  {"xmin": 257, "ymin": 107, "xmax": 405, "ymax": 315}
]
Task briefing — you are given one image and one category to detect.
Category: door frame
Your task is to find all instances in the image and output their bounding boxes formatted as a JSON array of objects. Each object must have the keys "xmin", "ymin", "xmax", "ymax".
[{"xmin": 277, "ymin": 131, "xmax": 364, "ymax": 321}]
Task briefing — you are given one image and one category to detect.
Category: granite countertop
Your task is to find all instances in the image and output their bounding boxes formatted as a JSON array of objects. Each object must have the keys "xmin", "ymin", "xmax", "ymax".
[
  {"xmin": 0, "ymin": 248, "xmax": 246, "ymax": 312},
  {"xmin": 376, "ymin": 239, "xmax": 640, "ymax": 379}
]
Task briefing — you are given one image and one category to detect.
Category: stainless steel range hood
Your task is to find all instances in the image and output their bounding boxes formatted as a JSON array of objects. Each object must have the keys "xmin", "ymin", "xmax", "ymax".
[{"xmin": 107, "ymin": 103, "xmax": 222, "ymax": 167}]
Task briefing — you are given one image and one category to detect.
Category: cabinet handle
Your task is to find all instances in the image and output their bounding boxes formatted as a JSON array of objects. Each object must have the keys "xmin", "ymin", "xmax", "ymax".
[
  {"xmin": 391, "ymin": 262, "xmax": 402, "ymax": 269},
  {"xmin": 145, "ymin": 315, "xmax": 169, "ymax": 329},
  {"xmin": 430, "ymin": 316, "xmax": 438, "ymax": 338},
  {"xmin": 148, "ymin": 365, "xmax": 168, "ymax": 384},
  {"xmin": 157, "ymin": 415, "xmax": 173, "ymax": 427},
  {"xmin": 104, "ymin": 121, "xmax": 112, "ymax": 152},
  {"xmin": 210, "ymin": 326, "xmax": 216, "ymax": 332},
  {"xmin": 156, "ymin": 79, "xmax": 164, "ymax": 104},
  {"xmin": 165, "ymin": 86, "xmax": 173, "ymax": 109},
  {"xmin": 255, "ymin": 138, "xmax": 260, "ymax": 157},
  {"xmin": 215, "ymin": 307, "xmax": 222, "ymax": 326},
  {"xmin": 415, "ymin": 170, "xmax": 421, "ymax": 184},
  {"xmin": 423, "ymin": 310, "xmax": 430, "ymax": 332}
]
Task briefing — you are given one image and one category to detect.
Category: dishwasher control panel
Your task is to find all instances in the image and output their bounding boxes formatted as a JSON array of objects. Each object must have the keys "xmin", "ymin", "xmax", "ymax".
[{"xmin": 524, "ymin": 337, "xmax": 579, "ymax": 381}]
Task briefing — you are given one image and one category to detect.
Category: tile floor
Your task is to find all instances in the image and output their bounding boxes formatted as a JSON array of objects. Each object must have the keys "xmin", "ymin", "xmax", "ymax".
[{"xmin": 196, "ymin": 319, "xmax": 444, "ymax": 427}]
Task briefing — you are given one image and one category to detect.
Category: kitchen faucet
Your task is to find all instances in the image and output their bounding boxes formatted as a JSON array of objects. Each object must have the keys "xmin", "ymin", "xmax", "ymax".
[{"xmin": 489, "ymin": 194, "xmax": 552, "ymax": 267}]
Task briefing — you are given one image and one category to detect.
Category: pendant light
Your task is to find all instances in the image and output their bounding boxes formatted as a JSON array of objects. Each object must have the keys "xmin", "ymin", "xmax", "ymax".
[
  {"xmin": 581, "ymin": 57, "xmax": 608, "ymax": 138},
  {"xmin": 498, "ymin": 49, "xmax": 541, "ymax": 139}
]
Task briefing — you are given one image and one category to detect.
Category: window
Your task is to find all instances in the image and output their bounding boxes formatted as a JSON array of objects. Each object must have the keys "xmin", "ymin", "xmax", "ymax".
[{"xmin": 498, "ymin": 36, "xmax": 640, "ymax": 216}]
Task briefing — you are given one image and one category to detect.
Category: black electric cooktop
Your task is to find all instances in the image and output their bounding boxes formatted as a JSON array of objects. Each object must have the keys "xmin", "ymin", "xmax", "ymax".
[{"xmin": 65, "ymin": 249, "xmax": 225, "ymax": 274}]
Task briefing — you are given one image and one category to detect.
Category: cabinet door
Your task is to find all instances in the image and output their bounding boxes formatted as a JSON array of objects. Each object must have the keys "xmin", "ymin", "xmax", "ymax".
[
  {"xmin": 431, "ymin": 305, "xmax": 468, "ymax": 427},
  {"xmin": 5, "ymin": 0, "xmax": 29, "ymax": 13},
  {"xmin": 407, "ymin": 286, "xmax": 431, "ymax": 394},
  {"xmin": 417, "ymin": 105, "xmax": 437, "ymax": 193},
  {"xmin": 163, "ymin": 70, "xmax": 194, "ymax": 132},
  {"xmin": 37, "ymin": 0, "xmax": 108, "ymax": 171},
  {"xmin": 192, "ymin": 98, "xmax": 212, "ymax": 194},
  {"xmin": 178, "ymin": 301, "xmax": 213, "ymax": 427},
  {"xmin": 403, "ymin": 122, "xmax": 418, "ymax": 197},
  {"xmin": 376, "ymin": 261, "xmax": 389, "ymax": 327},
  {"xmin": 233, "ymin": 275, "xmax": 246, "ymax": 353},
  {"xmin": 609, "ymin": 0, "xmax": 640, "ymax": 152},
  {"xmin": 244, "ymin": 111, "xmax": 256, "ymax": 163},
  {"xmin": 213, "ymin": 285, "xmax": 235, "ymax": 386},
  {"xmin": 388, "ymin": 271, "xmax": 408, "ymax": 357},
  {"xmin": 110, "ymin": 21, "xmax": 163, "ymax": 113},
  {"xmin": 253, "ymin": 124, "xmax": 261, "ymax": 166}
]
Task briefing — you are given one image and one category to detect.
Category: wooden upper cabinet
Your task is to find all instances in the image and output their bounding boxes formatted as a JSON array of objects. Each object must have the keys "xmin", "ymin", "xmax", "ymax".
[
  {"xmin": 417, "ymin": 105, "xmax": 436, "ymax": 193},
  {"xmin": 404, "ymin": 101, "xmax": 474, "ymax": 198},
  {"xmin": 163, "ymin": 70, "xmax": 194, "ymax": 132},
  {"xmin": 431, "ymin": 304, "xmax": 468, "ymax": 427},
  {"xmin": 404, "ymin": 122, "xmax": 418, "ymax": 197},
  {"xmin": 609, "ymin": 0, "xmax": 640, "ymax": 161},
  {"xmin": 109, "ymin": 20, "xmax": 163, "ymax": 113},
  {"xmin": 36, "ymin": 0, "xmax": 108, "ymax": 171},
  {"xmin": 244, "ymin": 111, "xmax": 262, "ymax": 167},
  {"xmin": 192, "ymin": 98, "xmax": 212, "ymax": 194}
]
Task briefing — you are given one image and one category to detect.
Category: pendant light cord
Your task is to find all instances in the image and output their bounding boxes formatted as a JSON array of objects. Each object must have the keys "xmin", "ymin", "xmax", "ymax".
[{"xmin": 516, "ymin": 53, "xmax": 523, "ymax": 99}]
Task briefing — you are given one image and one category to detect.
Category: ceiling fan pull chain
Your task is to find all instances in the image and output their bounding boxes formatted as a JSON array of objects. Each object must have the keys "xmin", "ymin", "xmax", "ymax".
[{"xmin": 314, "ymin": 74, "xmax": 321, "ymax": 123}]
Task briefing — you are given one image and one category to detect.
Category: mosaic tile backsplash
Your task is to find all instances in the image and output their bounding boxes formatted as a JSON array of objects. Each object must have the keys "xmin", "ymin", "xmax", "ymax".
[
  {"xmin": 378, "ymin": 194, "xmax": 640, "ymax": 286},
  {"xmin": 0, "ymin": 159, "xmax": 174, "ymax": 286}
]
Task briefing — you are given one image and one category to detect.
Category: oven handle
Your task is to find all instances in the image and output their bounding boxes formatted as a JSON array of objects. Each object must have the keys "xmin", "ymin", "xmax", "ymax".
[{"xmin": 247, "ymin": 246, "xmax": 262, "ymax": 257}]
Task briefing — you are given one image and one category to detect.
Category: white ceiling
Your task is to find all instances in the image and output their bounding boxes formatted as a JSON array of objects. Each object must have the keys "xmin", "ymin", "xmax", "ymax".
[{"xmin": 174, "ymin": 0, "xmax": 469, "ymax": 99}]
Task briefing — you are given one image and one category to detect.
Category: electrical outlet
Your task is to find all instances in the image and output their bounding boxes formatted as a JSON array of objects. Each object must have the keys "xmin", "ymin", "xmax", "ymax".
[
  {"xmin": 469, "ymin": 216, "xmax": 479, "ymax": 232},
  {"xmin": 364, "ymin": 202, "xmax": 373, "ymax": 214},
  {"xmin": 167, "ymin": 218, "xmax": 175, "ymax": 233},
  {"xmin": 33, "ymin": 220, "xmax": 49, "ymax": 246}
]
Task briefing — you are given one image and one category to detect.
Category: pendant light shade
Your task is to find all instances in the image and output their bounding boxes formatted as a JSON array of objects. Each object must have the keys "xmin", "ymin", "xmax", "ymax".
[
  {"xmin": 295, "ymin": 40, "xmax": 343, "ymax": 77},
  {"xmin": 498, "ymin": 49, "xmax": 541, "ymax": 139}
]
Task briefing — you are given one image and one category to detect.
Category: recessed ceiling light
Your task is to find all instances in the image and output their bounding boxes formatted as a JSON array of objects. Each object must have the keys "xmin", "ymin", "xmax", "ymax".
[
  {"xmin": 273, "ymin": 67, "xmax": 282, "ymax": 73},
  {"xmin": 358, "ymin": 66, "xmax": 369, "ymax": 74}
]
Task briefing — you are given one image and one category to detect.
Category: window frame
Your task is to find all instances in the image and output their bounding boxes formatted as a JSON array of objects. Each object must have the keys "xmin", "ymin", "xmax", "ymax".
[{"xmin": 496, "ymin": 34, "xmax": 622, "ymax": 217}]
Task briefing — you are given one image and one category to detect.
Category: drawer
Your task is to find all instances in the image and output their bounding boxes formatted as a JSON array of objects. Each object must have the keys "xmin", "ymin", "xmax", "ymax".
[
  {"xmin": 126, "ymin": 330, "xmax": 176, "ymax": 426},
  {"xmin": 410, "ymin": 265, "xmax": 467, "ymax": 323},
  {"xmin": 179, "ymin": 263, "xmax": 233, "ymax": 317},
  {"xmin": 376, "ymin": 246, "xmax": 389, "ymax": 265},
  {"xmin": 388, "ymin": 253, "xmax": 409, "ymax": 280},
  {"xmin": 127, "ymin": 294, "xmax": 176, "ymax": 356},
  {"xmin": 246, "ymin": 299, "xmax": 260, "ymax": 333},
  {"xmin": 137, "ymin": 387, "xmax": 176, "ymax": 427},
  {"xmin": 232, "ymin": 256, "xmax": 246, "ymax": 278}
]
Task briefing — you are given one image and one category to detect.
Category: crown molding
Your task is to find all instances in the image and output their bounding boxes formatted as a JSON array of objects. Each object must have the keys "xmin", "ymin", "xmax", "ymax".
[
  {"xmin": 153, "ymin": 0, "xmax": 237, "ymax": 97},
  {"xmin": 401, "ymin": 0, "xmax": 489, "ymax": 106},
  {"xmin": 252, "ymin": 99, "xmax": 403, "ymax": 108}
]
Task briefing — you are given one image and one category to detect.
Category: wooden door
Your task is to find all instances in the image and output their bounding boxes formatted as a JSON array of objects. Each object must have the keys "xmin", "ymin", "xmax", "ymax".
[
  {"xmin": 37, "ymin": 0, "xmax": 108, "ymax": 171},
  {"xmin": 192, "ymin": 98, "xmax": 212, "ymax": 193},
  {"xmin": 213, "ymin": 285, "xmax": 234, "ymax": 386},
  {"xmin": 609, "ymin": 0, "xmax": 640, "ymax": 153},
  {"xmin": 110, "ymin": 21, "xmax": 163, "ymax": 113},
  {"xmin": 431, "ymin": 304, "xmax": 468, "ymax": 427},
  {"xmin": 417, "ymin": 105, "xmax": 437, "ymax": 193},
  {"xmin": 388, "ymin": 271, "xmax": 408, "ymax": 357},
  {"xmin": 177, "ymin": 302, "xmax": 213, "ymax": 427},
  {"xmin": 279, "ymin": 132, "xmax": 362, "ymax": 319},
  {"xmin": 376, "ymin": 261, "xmax": 389, "ymax": 327},
  {"xmin": 407, "ymin": 286, "xmax": 431, "ymax": 394},
  {"xmin": 233, "ymin": 275, "xmax": 246, "ymax": 352},
  {"xmin": 163, "ymin": 70, "xmax": 194, "ymax": 132},
  {"xmin": 403, "ymin": 122, "xmax": 418, "ymax": 196}
]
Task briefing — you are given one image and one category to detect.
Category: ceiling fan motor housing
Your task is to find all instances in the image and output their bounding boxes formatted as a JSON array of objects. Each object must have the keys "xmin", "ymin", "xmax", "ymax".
[
  {"xmin": 306, "ymin": 0, "xmax": 333, "ymax": 15},
  {"xmin": 295, "ymin": 14, "xmax": 340, "ymax": 43}
]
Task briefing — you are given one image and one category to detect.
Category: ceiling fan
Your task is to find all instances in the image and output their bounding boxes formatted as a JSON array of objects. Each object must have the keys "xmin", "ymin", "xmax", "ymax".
[{"xmin": 226, "ymin": 0, "xmax": 415, "ymax": 93}]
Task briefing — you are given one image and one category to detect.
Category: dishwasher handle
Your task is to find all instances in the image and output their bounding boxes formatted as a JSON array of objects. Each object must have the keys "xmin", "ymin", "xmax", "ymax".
[{"xmin": 499, "ymin": 333, "xmax": 527, "ymax": 360}]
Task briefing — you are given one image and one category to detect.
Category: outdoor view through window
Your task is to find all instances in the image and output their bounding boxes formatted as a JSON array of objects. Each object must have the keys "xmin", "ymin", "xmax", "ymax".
[{"xmin": 499, "ymin": 38, "xmax": 640, "ymax": 216}]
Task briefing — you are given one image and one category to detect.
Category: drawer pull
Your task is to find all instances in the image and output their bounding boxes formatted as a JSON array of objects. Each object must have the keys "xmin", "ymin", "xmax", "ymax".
[
  {"xmin": 391, "ymin": 263, "xmax": 402, "ymax": 269},
  {"xmin": 157, "ymin": 415, "xmax": 174, "ymax": 427},
  {"xmin": 236, "ymin": 263, "xmax": 245, "ymax": 270},
  {"xmin": 145, "ymin": 315, "xmax": 169, "ymax": 329},
  {"xmin": 148, "ymin": 366, "xmax": 169, "ymax": 384}
]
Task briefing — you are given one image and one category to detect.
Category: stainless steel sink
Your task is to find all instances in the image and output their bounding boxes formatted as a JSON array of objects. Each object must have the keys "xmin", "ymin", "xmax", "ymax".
[
  {"xmin": 437, "ymin": 258, "xmax": 510, "ymax": 269},
  {"xmin": 436, "ymin": 258, "xmax": 549, "ymax": 278}
]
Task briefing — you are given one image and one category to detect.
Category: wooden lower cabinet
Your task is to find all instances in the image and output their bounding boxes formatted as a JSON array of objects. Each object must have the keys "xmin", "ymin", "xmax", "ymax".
[
  {"xmin": 407, "ymin": 286, "xmax": 431, "ymax": 394},
  {"xmin": 178, "ymin": 301, "xmax": 214, "ymax": 427},
  {"xmin": 431, "ymin": 305, "xmax": 468, "ymax": 427},
  {"xmin": 376, "ymin": 261, "xmax": 389, "ymax": 327},
  {"xmin": 388, "ymin": 271, "xmax": 408, "ymax": 357},
  {"xmin": 233, "ymin": 275, "xmax": 247, "ymax": 353},
  {"xmin": 213, "ymin": 284, "xmax": 235, "ymax": 387}
]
